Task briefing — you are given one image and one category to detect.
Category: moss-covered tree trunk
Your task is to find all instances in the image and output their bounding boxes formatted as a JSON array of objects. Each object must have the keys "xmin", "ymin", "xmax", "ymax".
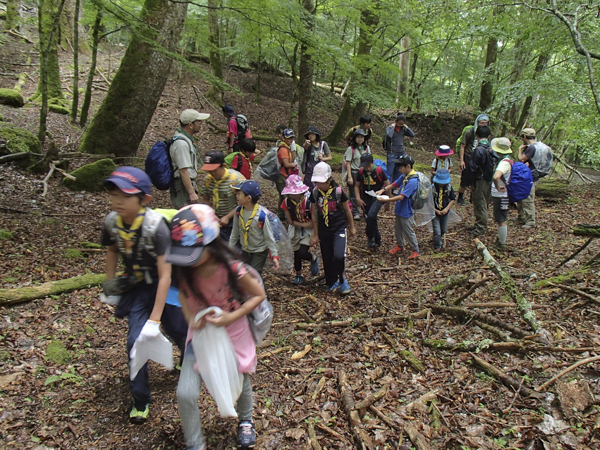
[
  {"xmin": 5, "ymin": 0, "xmax": 20, "ymax": 30},
  {"xmin": 79, "ymin": 9, "xmax": 101, "ymax": 127},
  {"xmin": 78, "ymin": 0, "xmax": 188, "ymax": 156},
  {"xmin": 296, "ymin": 0, "xmax": 315, "ymax": 135},
  {"xmin": 32, "ymin": 0, "xmax": 66, "ymax": 104},
  {"xmin": 70, "ymin": 0, "xmax": 80, "ymax": 122},
  {"xmin": 326, "ymin": 4, "xmax": 379, "ymax": 146},
  {"xmin": 479, "ymin": 35, "xmax": 498, "ymax": 111},
  {"xmin": 207, "ymin": 0, "xmax": 223, "ymax": 102}
]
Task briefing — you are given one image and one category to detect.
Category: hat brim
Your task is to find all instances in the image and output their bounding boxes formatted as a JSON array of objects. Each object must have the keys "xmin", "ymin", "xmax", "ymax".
[
  {"xmin": 231, "ymin": 183, "xmax": 243, "ymax": 190},
  {"xmin": 435, "ymin": 150, "xmax": 454, "ymax": 157},
  {"xmin": 164, "ymin": 244, "xmax": 206, "ymax": 267},
  {"xmin": 492, "ymin": 146, "xmax": 512, "ymax": 155},
  {"xmin": 200, "ymin": 163, "xmax": 222, "ymax": 171},
  {"xmin": 432, "ymin": 176, "xmax": 451, "ymax": 184},
  {"xmin": 304, "ymin": 132, "xmax": 320, "ymax": 139},
  {"xmin": 282, "ymin": 186, "xmax": 308, "ymax": 195},
  {"xmin": 196, "ymin": 113, "xmax": 210, "ymax": 121},
  {"xmin": 103, "ymin": 178, "xmax": 143, "ymax": 195},
  {"xmin": 360, "ymin": 160, "xmax": 373, "ymax": 169},
  {"xmin": 311, "ymin": 175, "xmax": 329, "ymax": 183}
]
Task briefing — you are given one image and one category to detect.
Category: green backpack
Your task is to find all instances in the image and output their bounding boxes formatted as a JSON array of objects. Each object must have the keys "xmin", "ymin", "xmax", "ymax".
[
  {"xmin": 225, "ymin": 151, "xmax": 241, "ymax": 169},
  {"xmin": 455, "ymin": 125, "xmax": 473, "ymax": 149}
]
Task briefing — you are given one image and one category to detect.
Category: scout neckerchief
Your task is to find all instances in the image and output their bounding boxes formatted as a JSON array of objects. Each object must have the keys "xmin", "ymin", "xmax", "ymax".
[
  {"xmin": 212, "ymin": 168, "xmax": 234, "ymax": 207},
  {"xmin": 116, "ymin": 207, "xmax": 146, "ymax": 256},
  {"xmin": 365, "ymin": 167, "xmax": 379, "ymax": 191},
  {"xmin": 401, "ymin": 169, "xmax": 417, "ymax": 194},
  {"xmin": 239, "ymin": 203, "xmax": 260, "ymax": 249},
  {"xmin": 290, "ymin": 196, "xmax": 307, "ymax": 223},
  {"xmin": 177, "ymin": 128, "xmax": 201, "ymax": 161},
  {"xmin": 436, "ymin": 185, "xmax": 445, "ymax": 210},
  {"xmin": 318, "ymin": 186, "xmax": 335, "ymax": 227},
  {"xmin": 436, "ymin": 157, "xmax": 445, "ymax": 171}
]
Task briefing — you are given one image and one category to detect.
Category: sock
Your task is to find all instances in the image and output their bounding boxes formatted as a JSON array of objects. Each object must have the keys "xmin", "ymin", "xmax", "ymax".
[{"xmin": 498, "ymin": 225, "xmax": 507, "ymax": 245}]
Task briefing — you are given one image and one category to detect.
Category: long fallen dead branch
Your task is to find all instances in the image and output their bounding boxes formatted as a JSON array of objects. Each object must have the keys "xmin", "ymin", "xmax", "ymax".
[
  {"xmin": 452, "ymin": 276, "xmax": 489, "ymax": 306},
  {"xmin": 338, "ymin": 371, "xmax": 374, "ymax": 449},
  {"xmin": 294, "ymin": 309, "xmax": 429, "ymax": 330},
  {"xmin": 537, "ymin": 355, "xmax": 600, "ymax": 392},
  {"xmin": 382, "ymin": 333, "xmax": 424, "ymax": 373},
  {"xmin": 548, "ymin": 282, "xmax": 600, "ymax": 306},
  {"xmin": 423, "ymin": 339, "xmax": 600, "ymax": 354},
  {"xmin": 473, "ymin": 238, "xmax": 551, "ymax": 344},
  {"xmin": 470, "ymin": 354, "xmax": 547, "ymax": 399}
]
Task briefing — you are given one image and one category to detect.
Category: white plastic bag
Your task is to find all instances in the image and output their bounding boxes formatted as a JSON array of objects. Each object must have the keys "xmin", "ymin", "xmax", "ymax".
[
  {"xmin": 412, "ymin": 186, "xmax": 436, "ymax": 227},
  {"xmin": 192, "ymin": 307, "xmax": 243, "ymax": 418},
  {"xmin": 129, "ymin": 332, "xmax": 174, "ymax": 380}
]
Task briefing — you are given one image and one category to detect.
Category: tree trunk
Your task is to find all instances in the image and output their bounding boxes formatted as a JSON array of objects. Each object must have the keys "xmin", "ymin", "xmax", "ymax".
[
  {"xmin": 479, "ymin": 35, "xmax": 498, "ymax": 111},
  {"xmin": 79, "ymin": 10, "xmax": 101, "ymax": 127},
  {"xmin": 399, "ymin": 35, "xmax": 411, "ymax": 95},
  {"xmin": 297, "ymin": 0, "xmax": 315, "ymax": 136},
  {"xmin": 255, "ymin": 38, "xmax": 262, "ymax": 104},
  {"xmin": 289, "ymin": 42, "xmax": 299, "ymax": 127},
  {"xmin": 207, "ymin": 0, "xmax": 223, "ymax": 102},
  {"xmin": 5, "ymin": 0, "xmax": 20, "ymax": 30},
  {"xmin": 326, "ymin": 4, "xmax": 379, "ymax": 145},
  {"xmin": 70, "ymin": 0, "xmax": 80, "ymax": 122},
  {"xmin": 515, "ymin": 53, "xmax": 550, "ymax": 133},
  {"xmin": 78, "ymin": 0, "xmax": 188, "ymax": 156}
]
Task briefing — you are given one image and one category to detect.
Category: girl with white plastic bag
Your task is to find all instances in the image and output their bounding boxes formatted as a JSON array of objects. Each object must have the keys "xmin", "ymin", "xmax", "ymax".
[{"xmin": 165, "ymin": 204, "xmax": 266, "ymax": 450}]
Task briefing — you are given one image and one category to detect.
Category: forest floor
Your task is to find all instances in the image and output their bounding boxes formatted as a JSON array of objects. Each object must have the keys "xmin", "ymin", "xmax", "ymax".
[{"xmin": 1, "ymin": 33, "xmax": 600, "ymax": 450}]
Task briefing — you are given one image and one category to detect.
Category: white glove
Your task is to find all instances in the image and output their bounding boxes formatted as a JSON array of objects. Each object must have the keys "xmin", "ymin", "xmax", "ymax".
[
  {"xmin": 99, "ymin": 293, "xmax": 121, "ymax": 305},
  {"xmin": 137, "ymin": 321, "xmax": 161, "ymax": 342}
]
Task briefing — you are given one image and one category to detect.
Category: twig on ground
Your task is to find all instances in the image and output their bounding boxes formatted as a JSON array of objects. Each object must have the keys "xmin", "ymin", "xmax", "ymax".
[{"xmin": 537, "ymin": 355, "xmax": 600, "ymax": 391}]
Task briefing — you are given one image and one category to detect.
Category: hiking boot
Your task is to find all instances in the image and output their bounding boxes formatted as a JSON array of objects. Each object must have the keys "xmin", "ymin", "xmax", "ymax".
[
  {"xmin": 469, "ymin": 229, "xmax": 485, "ymax": 237},
  {"xmin": 407, "ymin": 251, "xmax": 420, "ymax": 260},
  {"xmin": 339, "ymin": 280, "xmax": 351, "ymax": 295},
  {"xmin": 327, "ymin": 281, "xmax": 340, "ymax": 291},
  {"xmin": 434, "ymin": 248, "xmax": 441, "ymax": 253},
  {"xmin": 129, "ymin": 404, "xmax": 149, "ymax": 424},
  {"xmin": 389, "ymin": 245, "xmax": 404, "ymax": 255},
  {"xmin": 457, "ymin": 197, "xmax": 466, "ymax": 206},
  {"xmin": 492, "ymin": 240, "xmax": 507, "ymax": 252},
  {"xmin": 237, "ymin": 420, "xmax": 256, "ymax": 449},
  {"xmin": 293, "ymin": 275, "xmax": 304, "ymax": 285},
  {"xmin": 310, "ymin": 255, "xmax": 320, "ymax": 276}
]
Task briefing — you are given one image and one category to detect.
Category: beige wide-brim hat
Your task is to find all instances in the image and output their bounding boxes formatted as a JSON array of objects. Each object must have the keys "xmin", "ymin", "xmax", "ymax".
[{"xmin": 491, "ymin": 137, "xmax": 513, "ymax": 155}]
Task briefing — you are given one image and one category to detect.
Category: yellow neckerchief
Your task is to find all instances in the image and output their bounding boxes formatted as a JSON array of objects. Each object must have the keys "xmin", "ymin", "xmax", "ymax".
[
  {"xmin": 212, "ymin": 168, "xmax": 234, "ymax": 206},
  {"xmin": 116, "ymin": 207, "xmax": 146, "ymax": 255},
  {"xmin": 401, "ymin": 169, "xmax": 417, "ymax": 193},
  {"xmin": 290, "ymin": 196, "xmax": 307, "ymax": 222},
  {"xmin": 365, "ymin": 167, "xmax": 378, "ymax": 191},
  {"xmin": 436, "ymin": 157, "xmax": 444, "ymax": 170},
  {"xmin": 239, "ymin": 203, "xmax": 260, "ymax": 249},
  {"xmin": 318, "ymin": 186, "xmax": 335, "ymax": 227},
  {"xmin": 437, "ymin": 185, "xmax": 445, "ymax": 210}
]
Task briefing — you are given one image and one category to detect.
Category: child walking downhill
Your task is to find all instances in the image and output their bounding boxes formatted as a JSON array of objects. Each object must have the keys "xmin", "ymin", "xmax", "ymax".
[
  {"xmin": 229, "ymin": 180, "xmax": 280, "ymax": 275},
  {"xmin": 166, "ymin": 204, "xmax": 266, "ymax": 450},
  {"xmin": 431, "ymin": 145, "xmax": 453, "ymax": 180},
  {"xmin": 309, "ymin": 162, "xmax": 356, "ymax": 294},
  {"xmin": 354, "ymin": 154, "xmax": 390, "ymax": 249},
  {"xmin": 431, "ymin": 169, "xmax": 456, "ymax": 252},
  {"xmin": 377, "ymin": 155, "xmax": 421, "ymax": 260},
  {"xmin": 101, "ymin": 167, "xmax": 187, "ymax": 424},
  {"xmin": 344, "ymin": 128, "xmax": 371, "ymax": 220},
  {"xmin": 281, "ymin": 174, "xmax": 320, "ymax": 285}
]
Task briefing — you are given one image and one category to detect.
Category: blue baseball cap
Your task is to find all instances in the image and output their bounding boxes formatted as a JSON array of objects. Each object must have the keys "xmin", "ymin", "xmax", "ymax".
[
  {"xmin": 232, "ymin": 180, "xmax": 262, "ymax": 199},
  {"xmin": 104, "ymin": 167, "xmax": 152, "ymax": 195},
  {"xmin": 282, "ymin": 128, "xmax": 295, "ymax": 138},
  {"xmin": 433, "ymin": 169, "xmax": 451, "ymax": 185}
]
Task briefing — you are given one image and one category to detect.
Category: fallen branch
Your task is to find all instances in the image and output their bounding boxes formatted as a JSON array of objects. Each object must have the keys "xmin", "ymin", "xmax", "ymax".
[
  {"xmin": 423, "ymin": 339, "xmax": 523, "ymax": 353},
  {"xmin": 0, "ymin": 273, "xmax": 106, "ymax": 306},
  {"xmin": 585, "ymin": 250, "xmax": 600, "ymax": 268},
  {"xmin": 41, "ymin": 162, "xmax": 56, "ymax": 197},
  {"xmin": 452, "ymin": 277, "xmax": 489, "ymax": 306},
  {"xmin": 338, "ymin": 371, "xmax": 374, "ymax": 449},
  {"xmin": 307, "ymin": 422, "xmax": 322, "ymax": 450},
  {"xmin": 257, "ymin": 346, "xmax": 292, "ymax": 359},
  {"xmin": 474, "ymin": 238, "xmax": 551, "ymax": 343},
  {"xmin": 354, "ymin": 384, "xmax": 389, "ymax": 411},
  {"xmin": 554, "ymin": 155, "xmax": 596, "ymax": 183},
  {"xmin": 462, "ymin": 302, "xmax": 546, "ymax": 309},
  {"xmin": 291, "ymin": 302, "xmax": 313, "ymax": 323},
  {"xmin": 382, "ymin": 333, "xmax": 424, "ymax": 373},
  {"xmin": 0, "ymin": 152, "xmax": 32, "ymax": 164},
  {"xmin": 558, "ymin": 237, "xmax": 595, "ymax": 268},
  {"xmin": 573, "ymin": 224, "xmax": 600, "ymax": 238},
  {"xmin": 470, "ymin": 354, "xmax": 545, "ymax": 398},
  {"xmin": 368, "ymin": 405, "xmax": 400, "ymax": 431},
  {"xmin": 295, "ymin": 309, "xmax": 429, "ymax": 330},
  {"xmin": 429, "ymin": 305, "xmax": 529, "ymax": 338},
  {"xmin": 8, "ymin": 29, "xmax": 33, "ymax": 43},
  {"xmin": 404, "ymin": 423, "xmax": 432, "ymax": 450},
  {"xmin": 315, "ymin": 422, "xmax": 349, "ymax": 443},
  {"xmin": 425, "ymin": 274, "xmax": 469, "ymax": 296},
  {"xmin": 472, "ymin": 320, "xmax": 511, "ymax": 341},
  {"xmin": 548, "ymin": 282, "xmax": 600, "ymax": 305},
  {"xmin": 405, "ymin": 389, "xmax": 439, "ymax": 411},
  {"xmin": 537, "ymin": 355, "xmax": 600, "ymax": 392},
  {"xmin": 348, "ymin": 245, "xmax": 372, "ymax": 255}
]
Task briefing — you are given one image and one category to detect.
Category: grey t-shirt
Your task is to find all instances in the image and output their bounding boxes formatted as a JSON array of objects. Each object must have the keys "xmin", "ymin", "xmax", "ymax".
[
  {"xmin": 344, "ymin": 145, "xmax": 370, "ymax": 171},
  {"xmin": 170, "ymin": 132, "xmax": 198, "ymax": 179}
]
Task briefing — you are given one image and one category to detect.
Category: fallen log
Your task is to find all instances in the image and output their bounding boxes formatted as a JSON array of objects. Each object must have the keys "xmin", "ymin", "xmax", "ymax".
[
  {"xmin": 382, "ymin": 333, "xmax": 425, "ymax": 373},
  {"xmin": 473, "ymin": 238, "xmax": 551, "ymax": 343},
  {"xmin": 295, "ymin": 309, "xmax": 429, "ymax": 330},
  {"xmin": 423, "ymin": 339, "xmax": 523, "ymax": 353},
  {"xmin": 0, "ymin": 273, "xmax": 106, "ymax": 306},
  {"xmin": 573, "ymin": 224, "xmax": 600, "ymax": 238},
  {"xmin": 548, "ymin": 282, "xmax": 600, "ymax": 306},
  {"xmin": 462, "ymin": 302, "xmax": 546, "ymax": 309},
  {"xmin": 338, "ymin": 371, "xmax": 374, "ymax": 449},
  {"xmin": 428, "ymin": 305, "xmax": 528, "ymax": 338},
  {"xmin": 470, "ymin": 354, "xmax": 546, "ymax": 399}
]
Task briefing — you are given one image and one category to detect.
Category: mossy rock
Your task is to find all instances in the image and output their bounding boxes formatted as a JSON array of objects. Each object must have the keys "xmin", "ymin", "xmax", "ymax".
[
  {"xmin": 0, "ymin": 125, "xmax": 41, "ymax": 154},
  {"xmin": 63, "ymin": 158, "xmax": 117, "ymax": 192},
  {"xmin": 46, "ymin": 340, "xmax": 71, "ymax": 365},
  {"xmin": 0, "ymin": 88, "xmax": 25, "ymax": 108},
  {"xmin": 537, "ymin": 178, "xmax": 569, "ymax": 198},
  {"xmin": 49, "ymin": 103, "xmax": 70, "ymax": 115},
  {"xmin": 0, "ymin": 229, "xmax": 14, "ymax": 240}
]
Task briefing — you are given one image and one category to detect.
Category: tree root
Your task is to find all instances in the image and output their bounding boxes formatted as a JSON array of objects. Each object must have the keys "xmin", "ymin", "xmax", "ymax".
[
  {"xmin": 537, "ymin": 355, "xmax": 600, "ymax": 391},
  {"xmin": 404, "ymin": 423, "xmax": 432, "ymax": 450}
]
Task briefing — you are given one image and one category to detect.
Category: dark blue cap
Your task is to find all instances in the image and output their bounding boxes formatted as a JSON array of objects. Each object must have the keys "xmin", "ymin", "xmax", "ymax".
[
  {"xmin": 232, "ymin": 180, "xmax": 262, "ymax": 199},
  {"xmin": 104, "ymin": 166, "xmax": 152, "ymax": 195}
]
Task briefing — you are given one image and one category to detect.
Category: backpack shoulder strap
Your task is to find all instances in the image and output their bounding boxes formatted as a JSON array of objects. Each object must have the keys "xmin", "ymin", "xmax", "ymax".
[
  {"xmin": 105, "ymin": 211, "xmax": 119, "ymax": 241},
  {"xmin": 257, "ymin": 207, "xmax": 267, "ymax": 228},
  {"xmin": 235, "ymin": 205, "xmax": 243, "ymax": 217},
  {"xmin": 335, "ymin": 186, "xmax": 343, "ymax": 202},
  {"xmin": 141, "ymin": 208, "xmax": 165, "ymax": 257}
]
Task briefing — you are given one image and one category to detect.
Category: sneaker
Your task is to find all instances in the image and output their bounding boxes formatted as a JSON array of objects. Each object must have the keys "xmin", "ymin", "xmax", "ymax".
[
  {"xmin": 469, "ymin": 229, "xmax": 485, "ymax": 237},
  {"xmin": 237, "ymin": 420, "xmax": 256, "ymax": 449},
  {"xmin": 339, "ymin": 280, "xmax": 351, "ymax": 295},
  {"xmin": 310, "ymin": 255, "xmax": 319, "ymax": 276},
  {"xmin": 327, "ymin": 281, "xmax": 340, "ymax": 291},
  {"xmin": 389, "ymin": 245, "xmax": 404, "ymax": 255},
  {"xmin": 492, "ymin": 240, "xmax": 507, "ymax": 252},
  {"xmin": 368, "ymin": 238, "xmax": 376, "ymax": 249},
  {"xmin": 408, "ymin": 251, "xmax": 420, "ymax": 260},
  {"xmin": 434, "ymin": 248, "xmax": 441, "ymax": 253},
  {"xmin": 457, "ymin": 197, "xmax": 466, "ymax": 206},
  {"xmin": 293, "ymin": 275, "xmax": 304, "ymax": 285},
  {"xmin": 129, "ymin": 404, "xmax": 149, "ymax": 424}
]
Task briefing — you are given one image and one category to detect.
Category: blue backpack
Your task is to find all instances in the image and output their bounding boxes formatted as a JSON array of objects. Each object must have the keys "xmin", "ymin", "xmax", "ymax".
[
  {"xmin": 145, "ymin": 139, "xmax": 174, "ymax": 190},
  {"xmin": 505, "ymin": 159, "xmax": 533, "ymax": 202},
  {"xmin": 374, "ymin": 159, "xmax": 389, "ymax": 177}
]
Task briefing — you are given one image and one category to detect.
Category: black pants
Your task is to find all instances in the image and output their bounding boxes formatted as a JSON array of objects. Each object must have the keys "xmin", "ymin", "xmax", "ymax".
[
  {"xmin": 242, "ymin": 249, "xmax": 269, "ymax": 275},
  {"xmin": 294, "ymin": 244, "xmax": 312, "ymax": 272},
  {"xmin": 319, "ymin": 227, "xmax": 347, "ymax": 287},
  {"xmin": 348, "ymin": 169, "xmax": 360, "ymax": 215}
]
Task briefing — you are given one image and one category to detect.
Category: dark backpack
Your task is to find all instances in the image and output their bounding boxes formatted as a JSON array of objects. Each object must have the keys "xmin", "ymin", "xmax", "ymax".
[
  {"xmin": 358, "ymin": 166, "xmax": 385, "ymax": 186},
  {"xmin": 504, "ymin": 159, "xmax": 533, "ymax": 202},
  {"xmin": 236, "ymin": 114, "xmax": 252, "ymax": 142},
  {"xmin": 480, "ymin": 144, "xmax": 500, "ymax": 182},
  {"xmin": 145, "ymin": 139, "xmax": 174, "ymax": 190},
  {"xmin": 312, "ymin": 186, "xmax": 344, "ymax": 213}
]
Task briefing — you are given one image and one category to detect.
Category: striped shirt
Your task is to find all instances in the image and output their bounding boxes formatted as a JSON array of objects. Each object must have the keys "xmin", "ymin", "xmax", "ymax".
[{"xmin": 200, "ymin": 169, "xmax": 246, "ymax": 218}]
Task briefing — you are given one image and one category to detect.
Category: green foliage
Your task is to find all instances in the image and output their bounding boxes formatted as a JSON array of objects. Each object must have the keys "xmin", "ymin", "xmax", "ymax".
[
  {"xmin": 63, "ymin": 158, "xmax": 117, "ymax": 192},
  {"xmin": 0, "ymin": 230, "xmax": 14, "ymax": 241},
  {"xmin": 45, "ymin": 340, "xmax": 71, "ymax": 365},
  {"xmin": 44, "ymin": 369, "xmax": 83, "ymax": 387},
  {"xmin": 0, "ymin": 125, "xmax": 41, "ymax": 154},
  {"xmin": 64, "ymin": 249, "xmax": 85, "ymax": 259}
]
